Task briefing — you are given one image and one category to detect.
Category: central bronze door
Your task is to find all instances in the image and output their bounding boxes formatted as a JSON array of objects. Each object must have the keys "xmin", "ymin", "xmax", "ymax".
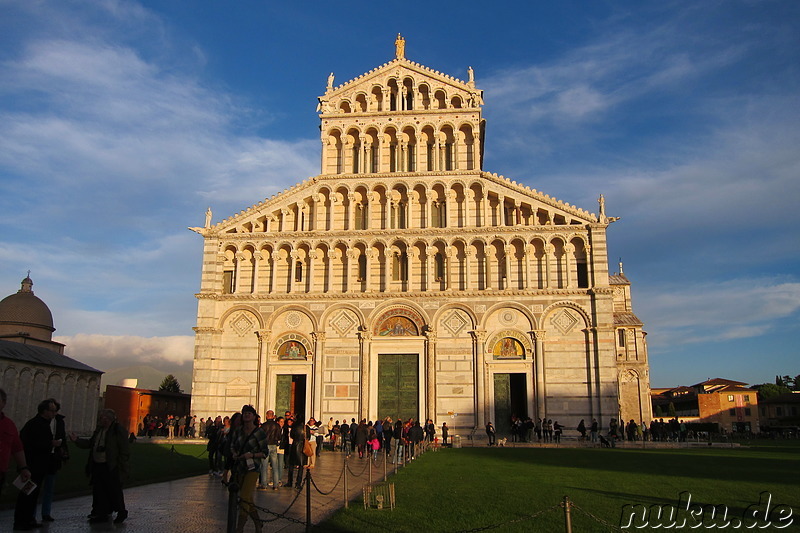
[
  {"xmin": 494, "ymin": 373, "xmax": 527, "ymax": 436},
  {"xmin": 378, "ymin": 353, "xmax": 418, "ymax": 421},
  {"xmin": 276, "ymin": 374, "xmax": 306, "ymax": 421}
]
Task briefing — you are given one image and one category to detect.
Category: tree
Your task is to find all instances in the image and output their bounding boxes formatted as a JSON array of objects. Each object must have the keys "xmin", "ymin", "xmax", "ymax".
[
  {"xmin": 752, "ymin": 383, "xmax": 791, "ymax": 400},
  {"xmin": 159, "ymin": 374, "xmax": 182, "ymax": 393},
  {"xmin": 654, "ymin": 404, "xmax": 663, "ymax": 417},
  {"xmin": 668, "ymin": 402, "xmax": 676, "ymax": 418}
]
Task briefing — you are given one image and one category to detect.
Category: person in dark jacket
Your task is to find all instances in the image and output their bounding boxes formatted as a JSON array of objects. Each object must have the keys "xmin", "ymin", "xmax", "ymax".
[
  {"xmin": 15, "ymin": 399, "xmax": 58, "ymax": 531},
  {"xmin": 285, "ymin": 418, "xmax": 306, "ymax": 489},
  {"xmin": 69, "ymin": 408, "xmax": 130, "ymax": 524},
  {"xmin": 408, "ymin": 420, "xmax": 424, "ymax": 459},
  {"xmin": 354, "ymin": 420, "xmax": 369, "ymax": 459},
  {"xmin": 259, "ymin": 410, "xmax": 282, "ymax": 490},
  {"xmin": 39, "ymin": 398, "xmax": 68, "ymax": 522}
]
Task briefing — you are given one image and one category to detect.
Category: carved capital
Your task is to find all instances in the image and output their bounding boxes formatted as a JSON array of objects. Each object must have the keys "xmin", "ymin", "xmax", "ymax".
[{"xmin": 470, "ymin": 329, "xmax": 487, "ymax": 342}]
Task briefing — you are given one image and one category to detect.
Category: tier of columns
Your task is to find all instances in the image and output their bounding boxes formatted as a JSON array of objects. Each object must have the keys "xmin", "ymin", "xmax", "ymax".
[
  {"xmin": 324, "ymin": 128, "xmax": 480, "ymax": 174},
  {"xmin": 225, "ymin": 241, "xmax": 586, "ymax": 295},
  {"xmin": 268, "ymin": 189, "xmax": 554, "ymax": 233}
]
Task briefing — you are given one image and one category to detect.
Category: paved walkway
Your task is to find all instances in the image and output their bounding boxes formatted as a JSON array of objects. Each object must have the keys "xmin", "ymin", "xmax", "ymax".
[{"xmin": 1, "ymin": 448, "xmax": 398, "ymax": 533}]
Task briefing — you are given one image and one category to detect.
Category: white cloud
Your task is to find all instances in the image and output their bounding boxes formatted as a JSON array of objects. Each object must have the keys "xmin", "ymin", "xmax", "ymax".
[
  {"xmin": 639, "ymin": 279, "xmax": 800, "ymax": 347},
  {"xmin": 53, "ymin": 333, "xmax": 194, "ymax": 372}
]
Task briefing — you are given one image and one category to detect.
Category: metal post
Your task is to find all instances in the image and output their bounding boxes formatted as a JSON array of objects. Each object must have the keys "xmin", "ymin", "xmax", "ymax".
[
  {"xmin": 369, "ymin": 455, "xmax": 373, "ymax": 485},
  {"xmin": 383, "ymin": 448, "xmax": 388, "ymax": 480},
  {"xmin": 343, "ymin": 455, "xmax": 349, "ymax": 509},
  {"xmin": 562, "ymin": 495, "xmax": 573, "ymax": 533},
  {"xmin": 305, "ymin": 469, "xmax": 312, "ymax": 533},
  {"xmin": 226, "ymin": 482, "xmax": 239, "ymax": 533}
]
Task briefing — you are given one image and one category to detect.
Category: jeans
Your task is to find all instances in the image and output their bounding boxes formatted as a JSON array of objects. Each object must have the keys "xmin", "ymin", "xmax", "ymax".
[
  {"xmin": 393, "ymin": 443, "xmax": 403, "ymax": 463},
  {"xmin": 41, "ymin": 473, "xmax": 56, "ymax": 517},
  {"xmin": 259, "ymin": 445, "xmax": 281, "ymax": 487}
]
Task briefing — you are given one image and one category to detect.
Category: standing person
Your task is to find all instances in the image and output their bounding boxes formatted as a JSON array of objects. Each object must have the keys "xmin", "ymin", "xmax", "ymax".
[
  {"xmin": 259, "ymin": 410, "xmax": 281, "ymax": 490},
  {"xmin": 485, "ymin": 421, "xmax": 496, "ymax": 446},
  {"xmin": 354, "ymin": 419, "xmax": 369, "ymax": 459},
  {"xmin": 392, "ymin": 419, "xmax": 404, "ymax": 464},
  {"xmin": 305, "ymin": 418, "xmax": 319, "ymax": 468},
  {"xmin": 206, "ymin": 416, "xmax": 222, "ymax": 475},
  {"xmin": 382, "ymin": 417, "xmax": 393, "ymax": 457},
  {"xmin": 340, "ymin": 419, "xmax": 350, "ymax": 455},
  {"xmin": 424, "ymin": 419, "xmax": 436, "ymax": 443},
  {"xmin": 40, "ymin": 398, "xmax": 68, "ymax": 523},
  {"xmin": 167, "ymin": 415, "xmax": 175, "ymax": 440},
  {"xmin": 15, "ymin": 399, "xmax": 58, "ymax": 531},
  {"xmin": 590, "ymin": 418, "xmax": 599, "ymax": 444},
  {"xmin": 408, "ymin": 420, "xmax": 424, "ymax": 459},
  {"xmin": 577, "ymin": 419, "xmax": 587, "ymax": 441},
  {"xmin": 221, "ymin": 413, "xmax": 242, "ymax": 485},
  {"xmin": 553, "ymin": 421, "xmax": 563, "ymax": 443},
  {"xmin": 286, "ymin": 417, "xmax": 306, "ymax": 490},
  {"xmin": 231, "ymin": 405, "xmax": 267, "ymax": 533},
  {"xmin": 441, "ymin": 422, "xmax": 449, "ymax": 446},
  {"xmin": 315, "ymin": 418, "xmax": 325, "ymax": 457},
  {"xmin": 68, "ymin": 408, "xmax": 130, "ymax": 524},
  {"xmin": 0, "ymin": 389, "xmax": 30, "ymax": 514}
]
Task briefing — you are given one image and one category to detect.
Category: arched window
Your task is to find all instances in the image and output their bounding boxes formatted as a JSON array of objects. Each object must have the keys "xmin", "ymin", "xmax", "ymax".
[
  {"xmin": 392, "ymin": 252, "xmax": 408, "ymax": 281},
  {"xmin": 358, "ymin": 254, "xmax": 367, "ymax": 281},
  {"xmin": 294, "ymin": 261, "xmax": 303, "ymax": 283},
  {"xmin": 435, "ymin": 252, "xmax": 445, "ymax": 281}
]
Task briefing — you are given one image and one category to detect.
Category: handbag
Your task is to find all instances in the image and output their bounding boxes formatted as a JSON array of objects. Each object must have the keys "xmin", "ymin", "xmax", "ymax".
[{"xmin": 302, "ymin": 439, "xmax": 313, "ymax": 457}]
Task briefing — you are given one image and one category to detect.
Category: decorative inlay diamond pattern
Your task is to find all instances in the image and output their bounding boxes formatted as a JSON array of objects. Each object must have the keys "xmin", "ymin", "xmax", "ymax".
[
  {"xmin": 551, "ymin": 309, "xmax": 578, "ymax": 335},
  {"xmin": 332, "ymin": 311, "xmax": 357, "ymax": 336},
  {"xmin": 231, "ymin": 313, "xmax": 254, "ymax": 337},
  {"xmin": 443, "ymin": 310, "xmax": 469, "ymax": 336}
]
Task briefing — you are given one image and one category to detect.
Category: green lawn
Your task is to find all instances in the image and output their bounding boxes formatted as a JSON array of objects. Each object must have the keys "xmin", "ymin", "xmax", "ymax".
[
  {"xmin": 1, "ymin": 442, "xmax": 208, "ymax": 507},
  {"xmin": 318, "ymin": 443, "xmax": 800, "ymax": 532}
]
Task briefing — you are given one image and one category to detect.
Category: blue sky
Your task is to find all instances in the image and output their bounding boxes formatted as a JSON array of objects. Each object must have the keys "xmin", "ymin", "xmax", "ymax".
[{"xmin": 1, "ymin": 0, "xmax": 798, "ymax": 388}]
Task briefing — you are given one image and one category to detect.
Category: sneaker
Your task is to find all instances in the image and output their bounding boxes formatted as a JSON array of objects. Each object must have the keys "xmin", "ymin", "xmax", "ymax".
[{"xmin": 42, "ymin": 516, "xmax": 55, "ymax": 522}]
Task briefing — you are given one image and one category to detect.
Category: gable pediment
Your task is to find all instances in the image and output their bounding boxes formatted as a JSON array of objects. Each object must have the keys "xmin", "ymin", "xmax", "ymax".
[{"xmin": 319, "ymin": 58, "xmax": 482, "ymax": 116}]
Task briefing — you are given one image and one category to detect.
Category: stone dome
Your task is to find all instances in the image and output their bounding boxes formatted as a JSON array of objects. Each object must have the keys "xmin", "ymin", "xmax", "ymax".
[{"xmin": 0, "ymin": 276, "xmax": 55, "ymax": 336}]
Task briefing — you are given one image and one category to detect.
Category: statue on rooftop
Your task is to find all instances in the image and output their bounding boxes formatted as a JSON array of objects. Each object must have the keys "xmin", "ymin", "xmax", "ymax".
[{"xmin": 395, "ymin": 34, "xmax": 405, "ymax": 59}]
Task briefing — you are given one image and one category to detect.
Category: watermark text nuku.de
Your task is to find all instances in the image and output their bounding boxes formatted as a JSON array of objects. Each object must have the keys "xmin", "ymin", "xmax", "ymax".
[{"xmin": 620, "ymin": 491, "xmax": 794, "ymax": 529}]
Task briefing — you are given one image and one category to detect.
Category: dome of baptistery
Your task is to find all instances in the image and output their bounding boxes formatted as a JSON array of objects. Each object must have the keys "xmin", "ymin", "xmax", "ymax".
[{"xmin": 0, "ymin": 275, "xmax": 55, "ymax": 336}]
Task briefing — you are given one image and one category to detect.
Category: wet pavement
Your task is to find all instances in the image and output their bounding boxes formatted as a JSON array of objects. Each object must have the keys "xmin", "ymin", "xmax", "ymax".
[{"xmin": 0, "ymin": 448, "xmax": 400, "ymax": 532}]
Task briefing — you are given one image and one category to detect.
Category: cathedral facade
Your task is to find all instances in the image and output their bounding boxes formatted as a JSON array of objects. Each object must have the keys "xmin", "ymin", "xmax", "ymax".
[{"xmin": 190, "ymin": 38, "xmax": 651, "ymax": 436}]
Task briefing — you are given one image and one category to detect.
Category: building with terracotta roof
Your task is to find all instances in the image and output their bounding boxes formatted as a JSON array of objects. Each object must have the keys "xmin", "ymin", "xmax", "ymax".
[
  {"xmin": 0, "ymin": 275, "xmax": 101, "ymax": 433},
  {"xmin": 189, "ymin": 37, "xmax": 652, "ymax": 437},
  {"xmin": 652, "ymin": 378, "xmax": 759, "ymax": 432}
]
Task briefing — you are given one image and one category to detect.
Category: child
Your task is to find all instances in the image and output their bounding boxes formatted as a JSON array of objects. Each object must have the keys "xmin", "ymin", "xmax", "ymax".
[{"xmin": 368, "ymin": 434, "xmax": 381, "ymax": 461}]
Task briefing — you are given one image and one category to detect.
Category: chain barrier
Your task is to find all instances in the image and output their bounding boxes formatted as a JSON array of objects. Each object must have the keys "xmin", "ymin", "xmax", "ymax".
[
  {"xmin": 309, "ymin": 462, "xmax": 346, "ymax": 496},
  {"xmin": 345, "ymin": 456, "xmax": 372, "ymax": 478},
  {"xmin": 236, "ymin": 483, "xmax": 307, "ymax": 527},
  {"xmin": 453, "ymin": 503, "xmax": 562, "ymax": 533},
  {"xmin": 168, "ymin": 443, "xmax": 209, "ymax": 458},
  {"xmin": 571, "ymin": 502, "xmax": 624, "ymax": 532}
]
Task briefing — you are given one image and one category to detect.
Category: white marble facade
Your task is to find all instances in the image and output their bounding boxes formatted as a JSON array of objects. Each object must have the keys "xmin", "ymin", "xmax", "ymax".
[{"xmin": 190, "ymin": 37, "xmax": 652, "ymax": 436}]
